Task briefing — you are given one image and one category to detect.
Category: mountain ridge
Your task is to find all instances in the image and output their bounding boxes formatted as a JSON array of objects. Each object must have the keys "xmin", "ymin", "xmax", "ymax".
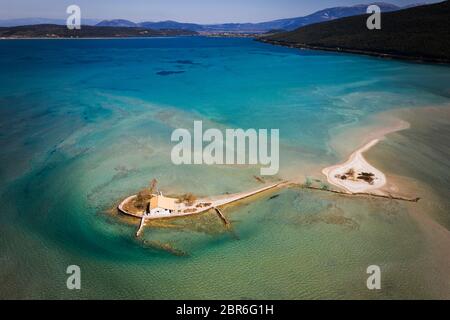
[
  {"xmin": 3, "ymin": 2, "xmax": 414, "ymax": 33},
  {"xmin": 97, "ymin": 2, "xmax": 404, "ymax": 32},
  {"xmin": 260, "ymin": 1, "xmax": 450, "ymax": 63},
  {"xmin": 0, "ymin": 17, "xmax": 101, "ymax": 27}
]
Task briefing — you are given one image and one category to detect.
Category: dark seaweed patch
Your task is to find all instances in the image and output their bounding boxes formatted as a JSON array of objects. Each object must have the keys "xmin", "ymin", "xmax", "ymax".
[
  {"xmin": 174, "ymin": 60, "xmax": 195, "ymax": 65},
  {"xmin": 156, "ymin": 70, "xmax": 185, "ymax": 76},
  {"xmin": 268, "ymin": 194, "xmax": 280, "ymax": 200}
]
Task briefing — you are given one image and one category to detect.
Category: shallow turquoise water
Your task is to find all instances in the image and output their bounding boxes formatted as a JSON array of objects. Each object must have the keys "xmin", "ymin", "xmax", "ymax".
[{"xmin": 0, "ymin": 37, "xmax": 449, "ymax": 299}]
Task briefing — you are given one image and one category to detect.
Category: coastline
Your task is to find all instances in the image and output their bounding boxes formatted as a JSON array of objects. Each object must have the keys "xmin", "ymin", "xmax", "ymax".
[
  {"xmin": 0, "ymin": 36, "xmax": 189, "ymax": 40},
  {"xmin": 257, "ymin": 39, "xmax": 450, "ymax": 65},
  {"xmin": 8, "ymin": 34, "xmax": 448, "ymax": 64}
]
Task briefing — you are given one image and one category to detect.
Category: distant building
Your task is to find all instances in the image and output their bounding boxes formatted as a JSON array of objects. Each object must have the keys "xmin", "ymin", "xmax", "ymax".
[{"xmin": 149, "ymin": 194, "xmax": 178, "ymax": 216}]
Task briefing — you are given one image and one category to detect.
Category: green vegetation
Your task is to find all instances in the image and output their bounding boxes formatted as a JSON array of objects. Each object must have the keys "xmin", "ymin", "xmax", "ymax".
[
  {"xmin": 320, "ymin": 183, "xmax": 330, "ymax": 191},
  {"xmin": 0, "ymin": 24, "xmax": 197, "ymax": 38},
  {"xmin": 178, "ymin": 193, "xmax": 197, "ymax": 206},
  {"xmin": 261, "ymin": 2, "xmax": 450, "ymax": 63},
  {"xmin": 304, "ymin": 177, "xmax": 313, "ymax": 188},
  {"xmin": 134, "ymin": 179, "xmax": 158, "ymax": 210},
  {"xmin": 357, "ymin": 172, "xmax": 375, "ymax": 184}
]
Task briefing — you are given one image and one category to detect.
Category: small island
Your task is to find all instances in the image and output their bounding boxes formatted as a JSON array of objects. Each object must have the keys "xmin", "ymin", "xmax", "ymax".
[
  {"xmin": 118, "ymin": 179, "xmax": 287, "ymax": 236},
  {"xmin": 322, "ymin": 139, "xmax": 386, "ymax": 194}
]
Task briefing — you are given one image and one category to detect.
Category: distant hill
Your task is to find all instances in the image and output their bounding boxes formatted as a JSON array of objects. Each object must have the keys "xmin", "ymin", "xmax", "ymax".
[
  {"xmin": 97, "ymin": 19, "xmax": 205, "ymax": 31},
  {"xmin": 139, "ymin": 21, "xmax": 204, "ymax": 31},
  {"xmin": 96, "ymin": 2, "xmax": 411, "ymax": 33},
  {"xmin": 95, "ymin": 19, "xmax": 137, "ymax": 28},
  {"xmin": 261, "ymin": 1, "xmax": 450, "ymax": 63},
  {"xmin": 240, "ymin": 2, "xmax": 400, "ymax": 32},
  {"xmin": 0, "ymin": 24, "xmax": 197, "ymax": 39},
  {"xmin": 0, "ymin": 18, "xmax": 100, "ymax": 27},
  {"xmin": 1, "ymin": 2, "xmax": 427, "ymax": 34}
]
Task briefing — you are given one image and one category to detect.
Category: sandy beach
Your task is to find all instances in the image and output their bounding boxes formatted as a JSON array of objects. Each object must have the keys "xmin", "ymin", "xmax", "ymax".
[
  {"xmin": 322, "ymin": 118, "xmax": 410, "ymax": 194},
  {"xmin": 322, "ymin": 139, "xmax": 386, "ymax": 193}
]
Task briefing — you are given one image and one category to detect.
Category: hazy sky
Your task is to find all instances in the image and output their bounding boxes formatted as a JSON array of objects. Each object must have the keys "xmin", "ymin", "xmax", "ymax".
[{"xmin": 1, "ymin": 0, "xmax": 441, "ymax": 23}]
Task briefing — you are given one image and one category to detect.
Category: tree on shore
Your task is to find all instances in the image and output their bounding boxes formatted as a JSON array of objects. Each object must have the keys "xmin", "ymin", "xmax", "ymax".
[
  {"xmin": 179, "ymin": 193, "xmax": 197, "ymax": 206},
  {"xmin": 134, "ymin": 179, "xmax": 158, "ymax": 210}
]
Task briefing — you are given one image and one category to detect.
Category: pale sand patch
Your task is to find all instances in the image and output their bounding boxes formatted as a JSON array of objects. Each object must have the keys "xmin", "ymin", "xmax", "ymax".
[
  {"xmin": 328, "ymin": 114, "xmax": 410, "ymax": 159},
  {"xmin": 323, "ymin": 119, "xmax": 410, "ymax": 194},
  {"xmin": 322, "ymin": 139, "xmax": 386, "ymax": 193}
]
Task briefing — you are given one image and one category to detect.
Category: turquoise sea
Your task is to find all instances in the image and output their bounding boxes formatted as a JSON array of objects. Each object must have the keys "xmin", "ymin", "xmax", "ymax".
[{"xmin": 0, "ymin": 37, "xmax": 449, "ymax": 299}]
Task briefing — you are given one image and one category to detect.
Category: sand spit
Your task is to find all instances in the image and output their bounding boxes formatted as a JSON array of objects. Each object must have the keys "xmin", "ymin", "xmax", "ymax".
[
  {"xmin": 323, "ymin": 119, "xmax": 410, "ymax": 194},
  {"xmin": 322, "ymin": 139, "xmax": 386, "ymax": 193}
]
